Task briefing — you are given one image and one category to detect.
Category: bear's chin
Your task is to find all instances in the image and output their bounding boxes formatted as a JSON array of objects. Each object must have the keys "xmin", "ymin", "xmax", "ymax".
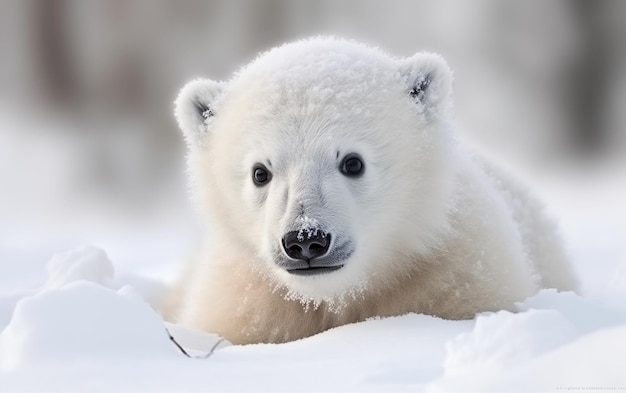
[{"xmin": 270, "ymin": 261, "xmax": 370, "ymax": 307}]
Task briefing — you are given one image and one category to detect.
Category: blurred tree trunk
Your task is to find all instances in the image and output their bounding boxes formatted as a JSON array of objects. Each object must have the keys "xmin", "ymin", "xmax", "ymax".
[
  {"xmin": 566, "ymin": 0, "xmax": 609, "ymax": 156},
  {"xmin": 31, "ymin": 0, "xmax": 78, "ymax": 106}
]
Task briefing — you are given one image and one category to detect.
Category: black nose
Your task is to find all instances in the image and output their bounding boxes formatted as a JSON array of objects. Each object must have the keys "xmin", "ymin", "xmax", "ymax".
[{"xmin": 282, "ymin": 230, "xmax": 331, "ymax": 261}]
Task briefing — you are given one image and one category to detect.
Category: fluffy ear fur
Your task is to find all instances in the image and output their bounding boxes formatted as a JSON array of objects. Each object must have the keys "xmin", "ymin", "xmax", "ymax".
[
  {"xmin": 398, "ymin": 53, "xmax": 453, "ymax": 118},
  {"xmin": 174, "ymin": 78, "xmax": 225, "ymax": 145}
]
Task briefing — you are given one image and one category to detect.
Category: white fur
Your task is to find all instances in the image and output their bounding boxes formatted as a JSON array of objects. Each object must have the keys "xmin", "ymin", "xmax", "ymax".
[{"xmin": 168, "ymin": 37, "xmax": 578, "ymax": 344}]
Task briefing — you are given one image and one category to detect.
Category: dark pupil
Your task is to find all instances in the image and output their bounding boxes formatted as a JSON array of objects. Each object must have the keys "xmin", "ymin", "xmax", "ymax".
[
  {"xmin": 345, "ymin": 157, "xmax": 362, "ymax": 173},
  {"xmin": 254, "ymin": 168, "xmax": 268, "ymax": 183}
]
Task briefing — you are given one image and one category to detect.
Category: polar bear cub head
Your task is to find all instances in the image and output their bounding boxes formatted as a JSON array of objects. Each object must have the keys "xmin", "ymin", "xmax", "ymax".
[{"xmin": 174, "ymin": 38, "xmax": 456, "ymax": 302}]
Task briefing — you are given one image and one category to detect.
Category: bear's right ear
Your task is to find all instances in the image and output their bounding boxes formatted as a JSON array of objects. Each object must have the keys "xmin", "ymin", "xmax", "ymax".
[{"xmin": 174, "ymin": 78, "xmax": 225, "ymax": 145}]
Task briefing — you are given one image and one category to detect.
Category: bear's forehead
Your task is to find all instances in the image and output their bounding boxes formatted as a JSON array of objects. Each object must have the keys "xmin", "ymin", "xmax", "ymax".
[
  {"xmin": 224, "ymin": 40, "xmax": 401, "ymax": 115},
  {"xmin": 214, "ymin": 42, "xmax": 407, "ymax": 143},
  {"xmin": 212, "ymin": 40, "xmax": 416, "ymax": 156}
]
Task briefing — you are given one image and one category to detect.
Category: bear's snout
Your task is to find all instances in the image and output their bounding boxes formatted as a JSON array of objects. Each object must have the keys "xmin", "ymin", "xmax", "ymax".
[
  {"xmin": 280, "ymin": 230, "xmax": 345, "ymax": 276},
  {"xmin": 282, "ymin": 230, "xmax": 330, "ymax": 261}
]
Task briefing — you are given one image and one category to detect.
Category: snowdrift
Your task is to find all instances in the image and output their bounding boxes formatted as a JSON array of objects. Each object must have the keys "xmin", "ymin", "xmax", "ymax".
[{"xmin": 1, "ymin": 243, "xmax": 625, "ymax": 392}]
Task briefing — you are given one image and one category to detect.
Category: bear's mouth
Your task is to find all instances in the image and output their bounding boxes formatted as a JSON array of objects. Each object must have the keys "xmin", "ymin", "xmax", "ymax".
[
  {"xmin": 275, "ymin": 240, "xmax": 354, "ymax": 276},
  {"xmin": 286, "ymin": 265, "xmax": 344, "ymax": 276}
]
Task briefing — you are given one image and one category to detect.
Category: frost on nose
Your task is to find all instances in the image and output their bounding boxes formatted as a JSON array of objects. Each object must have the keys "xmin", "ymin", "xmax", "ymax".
[{"xmin": 296, "ymin": 216, "xmax": 324, "ymax": 241}]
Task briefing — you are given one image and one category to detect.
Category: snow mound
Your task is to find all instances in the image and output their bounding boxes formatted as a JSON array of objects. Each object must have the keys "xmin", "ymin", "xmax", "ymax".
[
  {"xmin": 428, "ymin": 289, "xmax": 626, "ymax": 391},
  {"xmin": 442, "ymin": 308, "xmax": 577, "ymax": 377},
  {"xmin": 43, "ymin": 245, "xmax": 114, "ymax": 290},
  {"xmin": 1, "ymin": 236, "xmax": 625, "ymax": 392},
  {"xmin": 0, "ymin": 281, "xmax": 180, "ymax": 370}
]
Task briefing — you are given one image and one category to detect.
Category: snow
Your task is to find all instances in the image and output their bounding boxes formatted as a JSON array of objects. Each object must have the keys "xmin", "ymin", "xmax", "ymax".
[
  {"xmin": 42, "ymin": 246, "xmax": 114, "ymax": 290},
  {"xmin": 1, "ymin": 173, "xmax": 625, "ymax": 391},
  {"xmin": 432, "ymin": 293, "xmax": 626, "ymax": 391},
  {"xmin": 0, "ymin": 282, "xmax": 179, "ymax": 370}
]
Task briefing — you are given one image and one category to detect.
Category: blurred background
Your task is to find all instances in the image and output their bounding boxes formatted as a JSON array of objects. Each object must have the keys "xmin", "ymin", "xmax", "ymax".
[{"xmin": 0, "ymin": 0, "xmax": 625, "ymax": 286}]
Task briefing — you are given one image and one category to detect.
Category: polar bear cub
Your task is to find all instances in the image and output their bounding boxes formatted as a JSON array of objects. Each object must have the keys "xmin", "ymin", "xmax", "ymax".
[{"xmin": 170, "ymin": 37, "xmax": 577, "ymax": 344}]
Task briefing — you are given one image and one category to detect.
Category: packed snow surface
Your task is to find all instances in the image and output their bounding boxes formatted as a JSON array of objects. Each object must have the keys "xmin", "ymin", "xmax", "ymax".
[{"xmin": 1, "ymin": 174, "xmax": 625, "ymax": 392}]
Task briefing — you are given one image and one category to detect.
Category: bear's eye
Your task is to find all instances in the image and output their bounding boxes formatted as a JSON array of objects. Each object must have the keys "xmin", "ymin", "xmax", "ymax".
[
  {"xmin": 252, "ymin": 164, "xmax": 272, "ymax": 186},
  {"xmin": 340, "ymin": 153, "xmax": 364, "ymax": 177}
]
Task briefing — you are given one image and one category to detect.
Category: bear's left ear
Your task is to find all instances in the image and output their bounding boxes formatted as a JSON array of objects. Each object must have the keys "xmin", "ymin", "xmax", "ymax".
[
  {"xmin": 398, "ymin": 52, "xmax": 453, "ymax": 117},
  {"xmin": 174, "ymin": 78, "xmax": 225, "ymax": 146}
]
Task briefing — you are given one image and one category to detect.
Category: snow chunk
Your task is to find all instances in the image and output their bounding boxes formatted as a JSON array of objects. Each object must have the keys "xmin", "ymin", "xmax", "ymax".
[
  {"xmin": 43, "ymin": 245, "xmax": 114, "ymax": 290},
  {"xmin": 0, "ymin": 282, "xmax": 179, "ymax": 370},
  {"xmin": 165, "ymin": 322, "xmax": 230, "ymax": 357}
]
